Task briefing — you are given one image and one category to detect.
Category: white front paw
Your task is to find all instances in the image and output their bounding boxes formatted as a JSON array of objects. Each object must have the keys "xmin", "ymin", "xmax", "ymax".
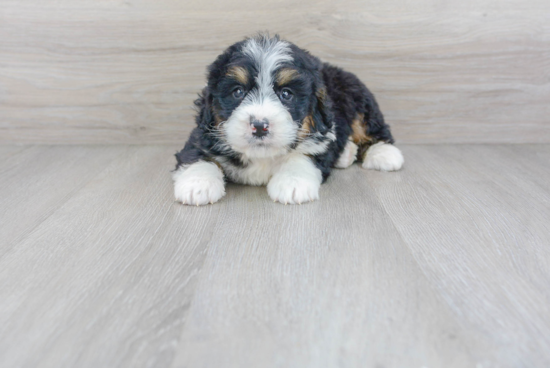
[
  {"xmin": 268, "ymin": 174, "xmax": 320, "ymax": 205},
  {"xmin": 267, "ymin": 155, "xmax": 323, "ymax": 206},
  {"xmin": 362, "ymin": 142, "xmax": 404, "ymax": 171},
  {"xmin": 172, "ymin": 161, "xmax": 225, "ymax": 206}
]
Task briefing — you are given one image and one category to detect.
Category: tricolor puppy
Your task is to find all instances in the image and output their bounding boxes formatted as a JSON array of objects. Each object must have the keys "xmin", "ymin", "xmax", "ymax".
[{"xmin": 173, "ymin": 34, "xmax": 404, "ymax": 205}]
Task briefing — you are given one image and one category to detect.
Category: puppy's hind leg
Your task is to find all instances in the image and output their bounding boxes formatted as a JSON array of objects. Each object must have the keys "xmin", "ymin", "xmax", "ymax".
[
  {"xmin": 362, "ymin": 142, "xmax": 404, "ymax": 172},
  {"xmin": 354, "ymin": 92, "xmax": 404, "ymax": 172},
  {"xmin": 334, "ymin": 139, "xmax": 358, "ymax": 169}
]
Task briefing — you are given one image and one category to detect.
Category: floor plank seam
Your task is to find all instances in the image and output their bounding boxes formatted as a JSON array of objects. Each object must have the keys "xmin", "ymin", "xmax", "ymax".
[{"xmin": 1, "ymin": 148, "xmax": 128, "ymax": 257}]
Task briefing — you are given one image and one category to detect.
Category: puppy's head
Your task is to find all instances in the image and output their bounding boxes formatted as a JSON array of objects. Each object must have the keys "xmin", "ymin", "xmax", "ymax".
[{"xmin": 197, "ymin": 34, "xmax": 333, "ymax": 159}]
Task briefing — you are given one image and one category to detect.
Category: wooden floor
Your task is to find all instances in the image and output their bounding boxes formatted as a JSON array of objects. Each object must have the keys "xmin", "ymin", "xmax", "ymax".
[{"xmin": 1, "ymin": 144, "xmax": 549, "ymax": 368}]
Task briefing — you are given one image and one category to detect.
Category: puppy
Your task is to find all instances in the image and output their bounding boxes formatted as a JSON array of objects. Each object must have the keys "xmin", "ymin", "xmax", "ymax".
[{"xmin": 173, "ymin": 33, "xmax": 403, "ymax": 205}]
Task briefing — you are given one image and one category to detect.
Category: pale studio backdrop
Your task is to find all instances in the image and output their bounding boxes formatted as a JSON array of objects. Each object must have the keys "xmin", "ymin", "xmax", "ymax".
[{"xmin": 0, "ymin": 0, "xmax": 549, "ymax": 145}]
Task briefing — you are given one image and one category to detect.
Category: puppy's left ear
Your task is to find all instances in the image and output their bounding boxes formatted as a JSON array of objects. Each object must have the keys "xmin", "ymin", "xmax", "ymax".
[
  {"xmin": 310, "ymin": 84, "xmax": 333, "ymax": 135},
  {"xmin": 194, "ymin": 87, "xmax": 215, "ymax": 129}
]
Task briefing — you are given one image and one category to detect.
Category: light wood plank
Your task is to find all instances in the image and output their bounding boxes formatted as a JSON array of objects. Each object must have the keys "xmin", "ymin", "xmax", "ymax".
[
  {"xmin": 490, "ymin": 144, "xmax": 550, "ymax": 193},
  {"xmin": 0, "ymin": 146, "xmax": 218, "ymax": 368},
  {"xmin": 0, "ymin": 1, "xmax": 549, "ymax": 144},
  {"xmin": 368, "ymin": 145, "xmax": 550, "ymax": 367},
  {"xmin": 0, "ymin": 145, "xmax": 29, "ymax": 159},
  {"xmin": 0, "ymin": 145, "xmax": 125, "ymax": 257},
  {"xmin": 172, "ymin": 171, "xmax": 489, "ymax": 367},
  {"xmin": 0, "ymin": 145, "xmax": 549, "ymax": 367}
]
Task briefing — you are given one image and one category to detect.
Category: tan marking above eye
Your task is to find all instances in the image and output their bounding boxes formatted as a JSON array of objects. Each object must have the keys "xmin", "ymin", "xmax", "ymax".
[
  {"xmin": 276, "ymin": 68, "xmax": 299, "ymax": 85},
  {"xmin": 226, "ymin": 66, "xmax": 249, "ymax": 85}
]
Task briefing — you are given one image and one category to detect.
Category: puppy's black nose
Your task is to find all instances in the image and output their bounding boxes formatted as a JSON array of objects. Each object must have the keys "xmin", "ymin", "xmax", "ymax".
[{"xmin": 250, "ymin": 117, "xmax": 269, "ymax": 138}]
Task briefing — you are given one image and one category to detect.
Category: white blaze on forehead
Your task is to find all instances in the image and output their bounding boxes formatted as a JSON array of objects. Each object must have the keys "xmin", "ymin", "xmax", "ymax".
[{"xmin": 241, "ymin": 35, "xmax": 293, "ymax": 101}]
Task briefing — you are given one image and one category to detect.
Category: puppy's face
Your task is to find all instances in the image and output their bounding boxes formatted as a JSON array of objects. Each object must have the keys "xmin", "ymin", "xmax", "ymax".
[{"xmin": 204, "ymin": 35, "xmax": 330, "ymax": 159}]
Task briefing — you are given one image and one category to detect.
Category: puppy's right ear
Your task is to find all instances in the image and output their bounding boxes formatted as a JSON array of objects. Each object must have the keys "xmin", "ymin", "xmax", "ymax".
[{"xmin": 194, "ymin": 87, "xmax": 214, "ymax": 129}]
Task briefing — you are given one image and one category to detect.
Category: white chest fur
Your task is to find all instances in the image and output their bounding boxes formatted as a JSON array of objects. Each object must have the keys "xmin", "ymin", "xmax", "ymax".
[{"xmin": 216, "ymin": 156, "xmax": 285, "ymax": 186}]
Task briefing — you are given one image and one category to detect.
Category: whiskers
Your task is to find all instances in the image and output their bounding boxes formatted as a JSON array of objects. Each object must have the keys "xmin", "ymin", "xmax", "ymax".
[
  {"xmin": 208, "ymin": 118, "xmax": 303, "ymax": 159},
  {"xmin": 206, "ymin": 123, "xmax": 232, "ymax": 153},
  {"xmin": 206, "ymin": 124, "xmax": 226, "ymax": 140}
]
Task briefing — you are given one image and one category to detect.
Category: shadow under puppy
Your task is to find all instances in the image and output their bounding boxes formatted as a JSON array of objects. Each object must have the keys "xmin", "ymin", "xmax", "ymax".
[{"xmin": 173, "ymin": 33, "xmax": 404, "ymax": 205}]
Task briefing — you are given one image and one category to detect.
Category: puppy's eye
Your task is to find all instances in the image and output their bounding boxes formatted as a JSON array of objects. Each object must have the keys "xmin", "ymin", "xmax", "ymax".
[
  {"xmin": 280, "ymin": 88, "xmax": 294, "ymax": 102},
  {"xmin": 233, "ymin": 87, "xmax": 244, "ymax": 99}
]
